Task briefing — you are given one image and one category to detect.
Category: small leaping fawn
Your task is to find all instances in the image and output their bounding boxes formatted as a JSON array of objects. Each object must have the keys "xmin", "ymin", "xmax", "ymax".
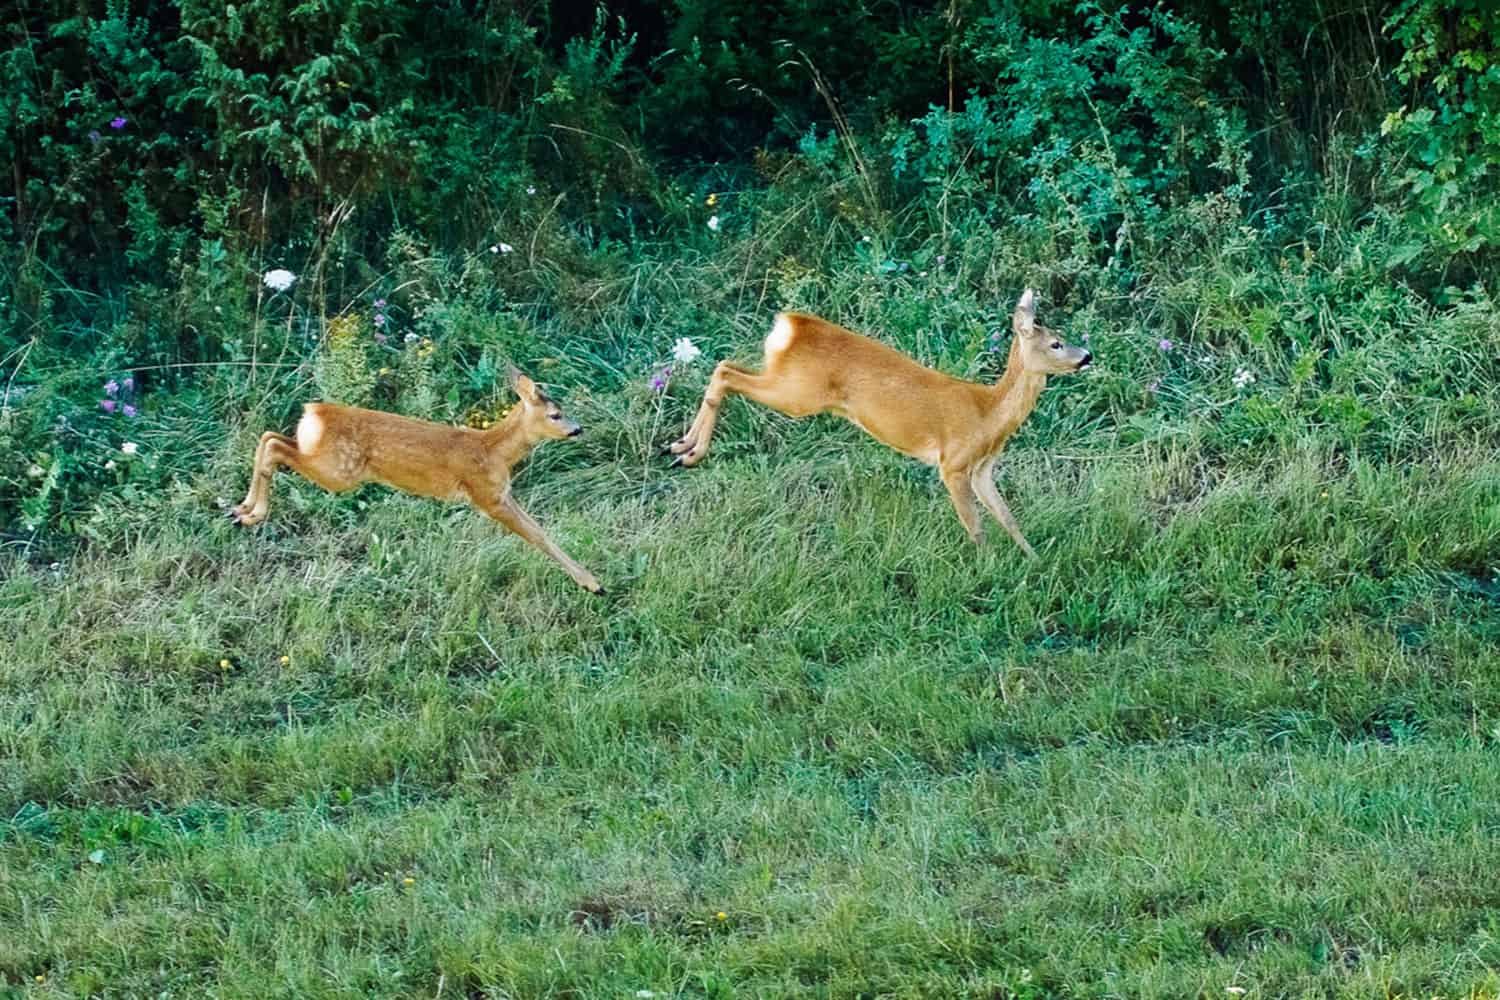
[
  {"xmin": 231, "ymin": 369, "xmax": 605, "ymax": 594},
  {"xmin": 667, "ymin": 290, "xmax": 1092, "ymax": 557}
]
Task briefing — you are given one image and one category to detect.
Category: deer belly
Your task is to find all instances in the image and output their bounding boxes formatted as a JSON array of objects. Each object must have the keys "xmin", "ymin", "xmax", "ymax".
[{"xmin": 839, "ymin": 409, "xmax": 940, "ymax": 466}]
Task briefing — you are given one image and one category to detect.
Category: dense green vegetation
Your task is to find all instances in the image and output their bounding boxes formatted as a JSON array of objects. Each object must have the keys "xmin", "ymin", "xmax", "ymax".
[{"xmin": 3, "ymin": 1, "xmax": 1499, "ymax": 996}]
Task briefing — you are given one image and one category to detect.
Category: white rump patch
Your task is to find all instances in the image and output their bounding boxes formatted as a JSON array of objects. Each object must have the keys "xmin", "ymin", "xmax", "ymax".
[
  {"xmin": 295, "ymin": 408, "xmax": 325, "ymax": 454},
  {"xmin": 765, "ymin": 313, "xmax": 794, "ymax": 355}
]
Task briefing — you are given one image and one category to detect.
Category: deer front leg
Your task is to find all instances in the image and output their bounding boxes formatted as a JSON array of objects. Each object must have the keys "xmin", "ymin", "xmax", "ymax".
[
  {"xmin": 940, "ymin": 466, "xmax": 984, "ymax": 545},
  {"xmin": 472, "ymin": 489, "xmax": 604, "ymax": 595},
  {"xmin": 973, "ymin": 463, "xmax": 1038, "ymax": 559}
]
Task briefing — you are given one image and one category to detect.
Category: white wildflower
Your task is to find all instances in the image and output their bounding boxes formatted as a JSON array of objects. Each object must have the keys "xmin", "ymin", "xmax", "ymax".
[
  {"xmin": 706, "ymin": 215, "xmax": 721, "ymax": 232},
  {"xmin": 262, "ymin": 268, "xmax": 296, "ymax": 292},
  {"xmin": 404, "ymin": 332, "xmax": 419, "ymax": 345},
  {"xmin": 1232, "ymin": 367, "xmax": 1256, "ymax": 389},
  {"xmin": 672, "ymin": 337, "xmax": 702, "ymax": 365},
  {"xmin": 105, "ymin": 460, "xmax": 117, "ymax": 471},
  {"xmin": 635, "ymin": 993, "xmax": 656, "ymax": 999},
  {"xmin": 526, "ymin": 185, "xmax": 537, "ymax": 196},
  {"xmin": 120, "ymin": 441, "xmax": 139, "ymax": 456},
  {"xmin": 27, "ymin": 464, "xmax": 43, "ymax": 479},
  {"xmin": 1226, "ymin": 989, "xmax": 1246, "ymax": 997}
]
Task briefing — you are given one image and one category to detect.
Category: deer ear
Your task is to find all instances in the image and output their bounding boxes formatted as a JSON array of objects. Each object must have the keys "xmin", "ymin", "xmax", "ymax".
[
  {"xmin": 508, "ymin": 366, "xmax": 539, "ymax": 401},
  {"xmin": 1013, "ymin": 289, "xmax": 1038, "ymax": 338}
]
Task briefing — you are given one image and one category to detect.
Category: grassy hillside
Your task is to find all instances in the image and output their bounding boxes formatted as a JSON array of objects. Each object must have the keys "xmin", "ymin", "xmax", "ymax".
[
  {"xmin": 4, "ymin": 318, "xmax": 1499, "ymax": 995},
  {"xmin": 6, "ymin": 1, "xmax": 1500, "ymax": 995}
]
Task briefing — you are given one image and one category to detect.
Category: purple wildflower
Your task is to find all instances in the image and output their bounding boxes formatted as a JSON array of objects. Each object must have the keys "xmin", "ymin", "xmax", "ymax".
[
  {"xmin": 104, "ymin": 379, "xmax": 119, "ymax": 397},
  {"xmin": 649, "ymin": 366, "xmax": 673, "ymax": 391},
  {"xmin": 122, "ymin": 376, "xmax": 134, "ymax": 393},
  {"xmin": 1146, "ymin": 379, "xmax": 1160, "ymax": 393},
  {"xmin": 100, "ymin": 399, "xmax": 117, "ymax": 413},
  {"xmin": 373, "ymin": 313, "xmax": 386, "ymax": 327},
  {"xmin": 374, "ymin": 333, "xmax": 389, "ymax": 345},
  {"xmin": 110, "ymin": 117, "xmax": 127, "ymax": 130},
  {"xmin": 122, "ymin": 404, "xmax": 138, "ymax": 418},
  {"xmin": 936, "ymin": 254, "xmax": 947, "ymax": 265},
  {"xmin": 373, "ymin": 298, "xmax": 387, "ymax": 309},
  {"xmin": 1158, "ymin": 339, "xmax": 1174, "ymax": 352}
]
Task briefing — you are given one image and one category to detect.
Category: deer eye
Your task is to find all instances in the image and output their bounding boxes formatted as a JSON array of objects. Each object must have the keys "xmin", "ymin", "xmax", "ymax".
[{"xmin": 1049, "ymin": 341, "xmax": 1061, "ymax": 350}]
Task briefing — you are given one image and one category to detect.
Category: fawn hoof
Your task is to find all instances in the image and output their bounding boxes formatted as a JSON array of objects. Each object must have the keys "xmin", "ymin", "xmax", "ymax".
[{"xmin": 230, "ymin": 506, "xmax": 264, "ymax": 527}]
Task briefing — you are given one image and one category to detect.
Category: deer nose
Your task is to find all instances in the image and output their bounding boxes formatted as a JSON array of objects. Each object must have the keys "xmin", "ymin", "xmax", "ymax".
[
  {"xmin": 568, "ymin": 426, "xmax": 583, "ymax": 437},
  {"xmin": 1078, "ymin": 351, "xmax": 1093, "ymax": 368}
]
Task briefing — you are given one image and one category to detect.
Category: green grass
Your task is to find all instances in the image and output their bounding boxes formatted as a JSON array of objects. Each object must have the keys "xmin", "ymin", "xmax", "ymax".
[{"xmin": 3, "ymin": 402, "xmax": 1499, "ymax": 997}]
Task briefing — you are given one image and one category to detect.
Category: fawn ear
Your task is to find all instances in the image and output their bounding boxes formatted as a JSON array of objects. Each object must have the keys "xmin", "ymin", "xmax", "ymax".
[
  {"xmin": 508, "ymin": 366, "xmax": 540, "ymax": 402},
  {"xmin": 1012, "ymin": 289, "xmax": 1038, "ymax": 338}
]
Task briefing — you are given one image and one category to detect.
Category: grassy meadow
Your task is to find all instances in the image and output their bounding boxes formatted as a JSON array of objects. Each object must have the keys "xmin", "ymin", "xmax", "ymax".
[
  {"xmin": 4, "ymin": 279, "xmax": 1500, "ymax": 996},
  {"xmin": 6, "ymin": 1, "xmax": 1500, "ymax": 995}
]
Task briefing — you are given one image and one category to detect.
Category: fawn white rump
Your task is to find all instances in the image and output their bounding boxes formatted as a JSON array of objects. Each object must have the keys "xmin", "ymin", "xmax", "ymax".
[
  {"xmin": 231, "ymin": 369, "xmax": 605, "ymax": 594},
  {"xmin": 667, "ymin": 289, "xmax": 1092, "ymax": 557}
]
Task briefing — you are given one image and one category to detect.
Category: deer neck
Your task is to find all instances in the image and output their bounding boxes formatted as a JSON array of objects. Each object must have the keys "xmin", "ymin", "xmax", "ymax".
[
  {"xmin": 986, "ymin": 339, "xmax": 1047, "ymax": 436},
  {"xmin": 482, "ymin": 409, "xmax": 538, "ymax": 469}
]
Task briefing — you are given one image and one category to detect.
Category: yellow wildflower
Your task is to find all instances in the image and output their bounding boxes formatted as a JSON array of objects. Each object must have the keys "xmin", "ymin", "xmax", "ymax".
[
  {"xmin": 279, "ymin": 655, "xmax": 290, "ymax": 666},
  {"xmin": 219, "ymin": 658, "xmax": 231, "ymax": 670}
]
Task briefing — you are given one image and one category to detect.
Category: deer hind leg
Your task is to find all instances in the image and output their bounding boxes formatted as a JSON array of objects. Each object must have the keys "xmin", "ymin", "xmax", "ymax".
[
  {"xmin": 668, "ymin": 361, "xmax": 823, "ymax": 467},
  {"xmin": 471, "ymin": 488, "xmax": 604, "ymax": 595},
  {"xmin": 973, "ymin": 462, "xmax": 1038, "ymax": 559},
  {"xmin": 231, "ymin": 431, "xmax": 358, "ymax": 526},
  {"xmin": 941, "ymin": 466, "xmax": 985, "ymax": 545}
]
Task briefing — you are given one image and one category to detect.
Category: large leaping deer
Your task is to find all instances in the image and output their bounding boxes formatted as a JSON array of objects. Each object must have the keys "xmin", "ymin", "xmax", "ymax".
[
  {"xmin": 231, "ymin": 369, "xmax": 605, "ymax": 594},
  {"xmin": 666, "ymin": 290, "xmax": 1092, "ymax": 557}
]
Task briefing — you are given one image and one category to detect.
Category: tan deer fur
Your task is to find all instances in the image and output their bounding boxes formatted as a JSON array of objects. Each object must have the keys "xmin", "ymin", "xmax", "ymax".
[
  {"xmin": 231, "ymin": 370, "xmax": 604, "ymax": 593},
  {"xmin": 667, "ymin": 289, "xmax": 1091, "ymax": 556}
]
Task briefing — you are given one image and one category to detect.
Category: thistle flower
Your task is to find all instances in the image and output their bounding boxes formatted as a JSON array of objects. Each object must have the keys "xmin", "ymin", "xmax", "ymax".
[
  {"xmin": 104, "ymin": 379, "xmax": 119, "ymax": 397},
  {"xmin": 100, "ymin": 399, "xmax": 117, "ymax": 413},
  {"xmin": 262, "ymin": 269, "xmax": 296, "ymax": 292},
  {"xmin": 373, "ymin": 313, "xmax": 386, "ymax": 327},
  {"xmin": 122, "ymin": 404, "xmax": 138, "ymax": 418},
  {"xmin": 373, "ymin": 298, "xmax": 386, "ymax": 309},
  {"xmin": 1158, "ymin": 338, "xmax": 1174, "ymax": 352},
  {"xmin": 122, "ymin": 376, "xmax": 134, "ymax": 393},
  {"xmin": 649, "ymin": 366, "xmax": 673, "ymax": 391},
  {"xmin": 672, "ymin": 338, "xmax": 702, "ymax": 365}
]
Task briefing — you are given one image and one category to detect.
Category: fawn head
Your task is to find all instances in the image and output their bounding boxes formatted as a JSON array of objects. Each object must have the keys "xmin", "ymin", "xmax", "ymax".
[
  {"xmin": 1011, "ymin": 289, "xmax": 1092, "ymax": 375},
  {"xmin": 509, "ymin": 368, "xmax": 582, "ymax": 440}
]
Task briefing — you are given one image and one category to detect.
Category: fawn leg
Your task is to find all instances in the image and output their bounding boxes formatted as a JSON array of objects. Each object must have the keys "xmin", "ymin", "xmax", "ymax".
[{"xmin": 472, "ymin": 489, "xmax": 604, "ymax": 595}]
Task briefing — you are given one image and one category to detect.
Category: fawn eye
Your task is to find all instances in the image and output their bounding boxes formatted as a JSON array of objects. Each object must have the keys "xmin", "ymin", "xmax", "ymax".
[{"xmin": 1049, "ymin": 341, "xmax": 1061, "ymax": 350}]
